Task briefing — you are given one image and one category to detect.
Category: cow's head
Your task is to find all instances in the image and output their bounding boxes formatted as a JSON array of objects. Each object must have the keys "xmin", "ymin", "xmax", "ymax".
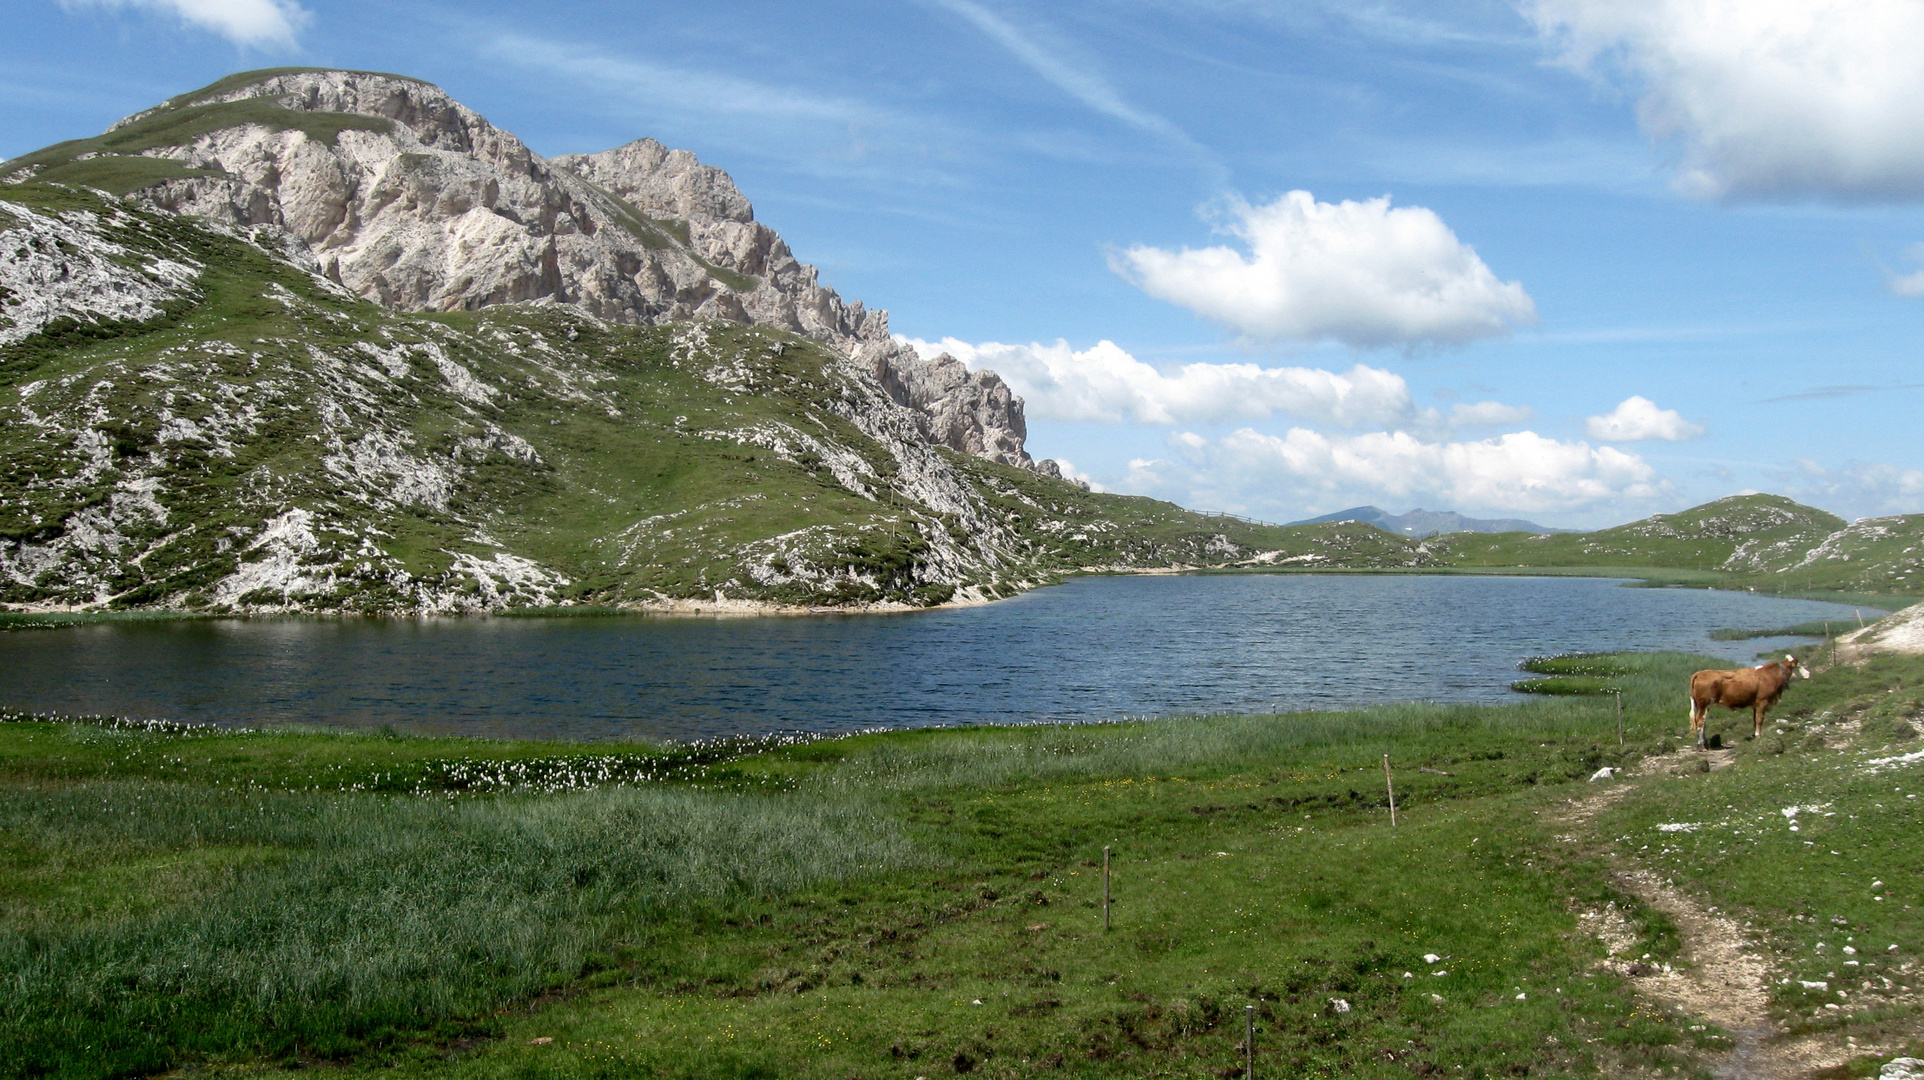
[{"xmin": 1785, "ymin": 654, "xmax": 1811, "ymax": 680}]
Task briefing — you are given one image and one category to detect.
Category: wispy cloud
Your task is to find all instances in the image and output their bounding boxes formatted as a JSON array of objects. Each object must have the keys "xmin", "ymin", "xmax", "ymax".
[
  {"xmin": 481, "ymin": 33, "xmax": 876, "ymax": 127},
  {"xmin": 1889, "ymin": 242, "xmax": 1924, "ymax": 297},
  {"xmin": 1762, "ymin": 383, "xmax": 1924, "ymax": 404},
  {"xmin": 473, "ymin": 31, "xmax": 975, "ymax": 189},
  {"xmin": 928, "ymin": 0, "xmax": 1217, "ymax": 166}
]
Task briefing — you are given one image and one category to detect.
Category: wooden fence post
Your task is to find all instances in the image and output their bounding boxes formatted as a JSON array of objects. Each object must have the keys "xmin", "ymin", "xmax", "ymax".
[
  {"xmin": 1102, "ymin": 845, "xmax": 1111, "ymax": 932},
  {"xmin": 1245, "ymin": 1004, "xmax": 1255, "ymax": 1080},
  {"xmin": 1382, "ymin": 755, "xmax": 1397, "ymax": 827}
]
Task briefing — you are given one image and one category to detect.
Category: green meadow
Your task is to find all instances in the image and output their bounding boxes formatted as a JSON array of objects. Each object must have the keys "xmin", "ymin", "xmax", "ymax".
[{"xmin": 2, "ymin": 644, "xmax": 1921, "ymax": 1079}]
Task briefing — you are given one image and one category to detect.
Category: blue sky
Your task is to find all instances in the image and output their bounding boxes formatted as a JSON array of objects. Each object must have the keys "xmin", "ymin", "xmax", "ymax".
[{"xmin": 8, "ymin": 0, "xmax": 1924, "ymax": 527}]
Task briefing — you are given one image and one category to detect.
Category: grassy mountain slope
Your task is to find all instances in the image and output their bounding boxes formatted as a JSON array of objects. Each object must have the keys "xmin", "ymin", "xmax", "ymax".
[
  {"xmin": 0, "ymin": 182, "xmax": 1431, "ymax": 613},
  {"xmin": 0, "ymin": 68, "xmax": 410, "ymax": 195},
  {"xmin": 1745, "ymin": 512, "xmax": 1924, "ymax": 597},
  {"xmin": 1427, "ymin": 494, "xmax": 1845, "ymax": 571},
  {"xmin": 1427, "ymin": 494, "xmax": 1923, "ymax": 602}
]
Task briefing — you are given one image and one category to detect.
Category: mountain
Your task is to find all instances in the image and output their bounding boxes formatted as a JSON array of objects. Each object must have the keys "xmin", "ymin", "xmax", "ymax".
[
  {"xmin": 1310, "ymin": 494, "xmax": 1924, "ymax": 599},
  {"xmin": 0, "ymin": 68, "xmax": 1042, "ymax": 474},
  {"xmin": 1287, "ymin": 505, "xmax": 1565, "ymax": 538},
  {"xmin": 1424, "ymin": 493, "xmax": 1924, "ymax": 598},
  {"xmin": 0, "ymin": 73, "xmax": 1443, "ymax": 614},
  {"xmin": 1427, "ymin": 494, "xmax": 1846, "ymax": 571}
]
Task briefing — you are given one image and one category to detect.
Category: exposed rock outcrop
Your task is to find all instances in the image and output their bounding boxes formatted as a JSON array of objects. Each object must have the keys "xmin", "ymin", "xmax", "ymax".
[
  {"xmin": 85, "ymin": 68, "xmax": 1032, "ymax": 467},
  {"xmin": 1838, "ymin": 602, "xmax": 1924, "ymax": 660}
]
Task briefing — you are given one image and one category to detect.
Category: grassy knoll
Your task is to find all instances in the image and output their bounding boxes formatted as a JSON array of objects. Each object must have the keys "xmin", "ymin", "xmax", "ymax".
[
  {"xmin": 1421, "ymin": 495, "xmax": 1924, "ymax": 608},
  {"xmin": 1425, "ymin": 496, "xmax": 1844, "ymax": 576},
  {"xmin": 3, "ymin": 649, "xmax": 1922, "ymax": 1079}
]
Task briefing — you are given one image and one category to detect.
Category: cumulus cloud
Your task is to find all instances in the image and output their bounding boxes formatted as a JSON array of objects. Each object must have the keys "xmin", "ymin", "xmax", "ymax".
[
  {"xmin": 1109, "ymin": 191, "xmax": 1536, "ymax": 349},
  {"xmin": 1128, "ymin": 427, "xmax": 1660, "ymax": 517},
  {"xmin": 1890, "ymin": 243, "xmax": 1924, "ymax": 297},
  {"xmin": 1528, "ymin": 0, "xmax": 1924, "ymax": 200},
  {"xmin": 61, "ymin": 0, "xmax": 310, "ymax": 47},
  {"xmin": 1584, "ymin": 395, "xmax": 1705, "ymax": 442},
  {"xmin": 1780, "ymin": 459, "xmax": 1924, "ymax": 518},
  {"xmin": 902, "ymin": 335, "xmax": 1424, "ymax": 427}
]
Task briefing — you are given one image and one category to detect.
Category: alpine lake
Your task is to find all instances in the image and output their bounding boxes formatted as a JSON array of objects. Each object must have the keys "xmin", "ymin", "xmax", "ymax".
[{"xmin": 0, "ymin": 574, "xmax": 1877, "ymax": 741}]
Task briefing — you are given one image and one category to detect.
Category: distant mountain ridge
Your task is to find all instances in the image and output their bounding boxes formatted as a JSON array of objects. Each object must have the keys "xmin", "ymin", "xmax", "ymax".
[{"xmin": 1287, "ymin": 506, "xmax": 1567, "ymax": 538}]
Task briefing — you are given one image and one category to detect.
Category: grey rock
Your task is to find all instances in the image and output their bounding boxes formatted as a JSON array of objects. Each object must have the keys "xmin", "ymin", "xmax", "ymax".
[{"xmin": 112, "ymin": 69, "xmax": 1032, "ymax": 467}]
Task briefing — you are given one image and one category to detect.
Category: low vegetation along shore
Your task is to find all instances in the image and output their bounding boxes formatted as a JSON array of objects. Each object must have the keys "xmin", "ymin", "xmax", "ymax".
[{"xmin": 4, "ymin": 639, "xmax": 1922, "ymax": 1079}]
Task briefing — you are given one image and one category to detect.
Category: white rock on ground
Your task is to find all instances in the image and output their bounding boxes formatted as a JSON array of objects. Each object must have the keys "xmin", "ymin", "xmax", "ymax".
[{"xmin": 1838, "ymin": 603, "xmax": 1924, "ymax": 660}]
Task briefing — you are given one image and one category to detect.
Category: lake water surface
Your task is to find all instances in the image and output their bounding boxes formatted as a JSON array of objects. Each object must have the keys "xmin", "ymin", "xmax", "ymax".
[{"xmin": 0, "ymin": 575, "xmax": 1875, "ymax": 742}]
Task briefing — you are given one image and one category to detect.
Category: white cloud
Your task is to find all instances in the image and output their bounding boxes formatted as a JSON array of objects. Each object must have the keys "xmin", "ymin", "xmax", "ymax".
[
  {"xmin": 1781, "ymin": 459, "xmax": 1924, "ymax": 517},
  {"xmin": 61, "ymin": 0, "xmax": 309, "ymax": 47},
  {"xmin": 1111, "ymin": 191, "xmax": 1536, "ymax": 348},
  {"xmin": 1450, "ymin": 400, "xmax": 1535, "ymax": 427},
  {"xmin": 1528, "ymin": 0, "xmax": 1924, "ymax": 200},
  {"xmin": 1584, "ymin": 395, "xmax": 1705, "ymax": 442},
  {"xmin": 902, "ymin": 335, "xmax": 1422, "ymax": 426},
  {"xmin": 1047, "ymin": 457, "xmax": 1104, "ymax": 492},
  {"xmin": 1890, "ymin": 243, "xmax": 1924, "ymax": 297},
  {"xmin": 1130, "ymin": 427, "xmax": 1660, "ymax": 517}
]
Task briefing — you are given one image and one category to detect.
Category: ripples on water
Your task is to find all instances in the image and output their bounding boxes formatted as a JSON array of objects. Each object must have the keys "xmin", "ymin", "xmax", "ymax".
[{"xmin": 0, "ymin": 575, "xmax": 1874, "ymax": 741}]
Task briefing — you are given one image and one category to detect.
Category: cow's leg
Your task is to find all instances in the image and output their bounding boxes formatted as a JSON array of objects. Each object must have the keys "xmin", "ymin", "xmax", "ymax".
[
  {"xmin": 1689, "ymin": 697, "xmax": 1706, "ymax": 748},
  {"xmin": 1755, "ymin": 701, "xmax": 1766, "ymax": 740}
]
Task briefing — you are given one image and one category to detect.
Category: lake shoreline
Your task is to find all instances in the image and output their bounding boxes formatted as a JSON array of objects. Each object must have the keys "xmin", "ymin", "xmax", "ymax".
[{"xmin": 2, "ymin": 564, "xmax": 1909, "ymax": 629}]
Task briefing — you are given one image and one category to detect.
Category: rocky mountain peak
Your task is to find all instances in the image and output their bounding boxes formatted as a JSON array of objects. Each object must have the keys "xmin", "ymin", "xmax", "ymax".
[
  {"xmin": 43, "ymin": 68, "xmax": 1038, "ymax": 469},
  {"xmin": 555, "ymin": 138, "xmax": 755, "ymax": 225}
]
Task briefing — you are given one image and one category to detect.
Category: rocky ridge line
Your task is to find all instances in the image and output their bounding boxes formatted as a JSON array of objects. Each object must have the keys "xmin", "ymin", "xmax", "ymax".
[{"xmin": 72, "ymin": 68, "xmax": 1046, "ymax": 473}]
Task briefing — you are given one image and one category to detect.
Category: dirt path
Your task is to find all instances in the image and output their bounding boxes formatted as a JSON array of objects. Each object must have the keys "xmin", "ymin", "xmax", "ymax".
[{"xmin": 1550, "ymin": 750, "xmax": 1894, "ymax": 1079}]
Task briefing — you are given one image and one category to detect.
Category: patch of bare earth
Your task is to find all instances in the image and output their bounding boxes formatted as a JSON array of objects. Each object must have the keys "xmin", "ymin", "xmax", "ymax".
[{"xmin": 1551, "ymin": 749, "xmax": 1907, "ymax": 1079}]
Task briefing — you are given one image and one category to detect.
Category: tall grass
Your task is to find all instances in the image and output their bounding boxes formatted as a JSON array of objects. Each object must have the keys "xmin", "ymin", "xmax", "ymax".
[
  {"xmin": 0, "ymin": 782, "xmax": 917, "ymax": 1078},
  {"xmin": 805, "ymin": 689, "xmax": 1662, "ymax": 795}
]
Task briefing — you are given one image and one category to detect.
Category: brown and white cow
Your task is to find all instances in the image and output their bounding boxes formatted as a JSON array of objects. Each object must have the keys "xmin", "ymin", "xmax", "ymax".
[{"xmin": 1688, "ymin": 655, "xmax": 1810, "ymax": 749}]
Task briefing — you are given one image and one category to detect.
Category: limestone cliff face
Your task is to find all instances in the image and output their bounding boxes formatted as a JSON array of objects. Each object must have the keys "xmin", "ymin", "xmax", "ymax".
[{"xmin": 107, "ymin": 69, "xmax": 1035, "ymax": 467}]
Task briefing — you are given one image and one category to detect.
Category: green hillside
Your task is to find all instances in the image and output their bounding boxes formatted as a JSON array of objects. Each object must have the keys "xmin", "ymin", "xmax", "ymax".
[
  {"xmin": 1736, "ymin": 512, "xmax": 1924, "ymax": 597},
  {"xmin": 0, "ymin": 182, "xmax": 1431, "ymax": 614},
  {"xmin": 1427, "ymin": 493, "xmax": 1845, "ymax": 571},
  {"xmin": 1422, "ymin": 494, "xmax": 1922, "ymax": 603}
]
